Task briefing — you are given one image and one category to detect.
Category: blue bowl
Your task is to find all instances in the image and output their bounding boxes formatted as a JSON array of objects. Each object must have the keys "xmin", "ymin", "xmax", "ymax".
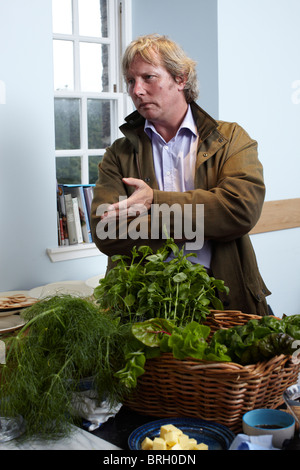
[
  {"xmin": 128, "ymin": 417, "xmax": 235, "ymax": 450},
  {"xmin": 243, "ymin": 408, "xmax": 295, "ymax": 448}
]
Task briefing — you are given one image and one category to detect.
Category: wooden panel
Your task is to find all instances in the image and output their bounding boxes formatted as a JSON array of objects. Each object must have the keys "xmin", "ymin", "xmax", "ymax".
[{"xmin": 250, "ymin": 198, "xmax": 300, "ymax": 234}]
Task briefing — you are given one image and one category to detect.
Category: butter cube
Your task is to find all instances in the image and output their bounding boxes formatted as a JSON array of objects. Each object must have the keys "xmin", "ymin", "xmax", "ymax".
[
  {"xmin": 170, "ymin": 443, "xmax": 183, "ymax": 450},
  {"xmin": 186, "ymin": 438, "xmax": 198, "ymax": 450},
  {"xmin": 164, "ymin": 431, "xmax": 179, "ymax": 447},
  {"xmin": 141, "ymin": 437, "xmax": 153, "ymax": 450},
  {"xmin": 195, "ymin": 443, "xmax": 208, "ymax": 450},
  {"xmin": 160, "ymin": 424, "xmax": 182, "ymax": 439},
  {"xmin": 178, "ymin": 433, "xmax": 190, "ymax": 449},
  {"xmin": 153, "ymin": 437, "xmax": 167, "ymax": 450}
]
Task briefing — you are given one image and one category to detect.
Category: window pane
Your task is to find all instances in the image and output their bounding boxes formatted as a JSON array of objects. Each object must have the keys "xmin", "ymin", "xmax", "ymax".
[
  {"xmin": 56, "ymin": 157, "xmax": 81, "ymax": 184},
  {"xmin": 52, "ymin": 0, "xmax": 73, "ymax": 35},
  {"xmin": 80, "ymin": 43, "xmax": 109, "ymax": 92},
  {"xmin": 54, "ymin": 98, "xmax": 81, "ymax": 150},
  {"xmin": 53, "ymin": 40, "xmax": 74, "ymax": 91},
  {"xmin": 87, "ymin": 99, "xmax": 111, "ymax": 149},
  {"xmin": 89, "ymin": 155, "xmax": 103, "ymax": 183},
  {"xmin": 78, "ymin": 0, "xmax": 108, "ymax": 38}
]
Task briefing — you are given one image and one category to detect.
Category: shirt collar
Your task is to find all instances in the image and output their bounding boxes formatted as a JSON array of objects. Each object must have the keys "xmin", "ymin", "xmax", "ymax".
[{"xmin": 144, "ymin": 104, "xmax": 198, "ymax": 140}]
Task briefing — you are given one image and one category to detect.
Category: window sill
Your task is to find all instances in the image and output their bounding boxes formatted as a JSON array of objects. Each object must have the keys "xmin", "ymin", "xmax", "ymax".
[{"xmin": 47, "ymin": 243, "xmax": 102, "ymax": 263}]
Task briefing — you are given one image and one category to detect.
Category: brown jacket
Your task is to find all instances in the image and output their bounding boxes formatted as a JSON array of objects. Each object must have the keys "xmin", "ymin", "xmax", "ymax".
[{"xmin": 91, "ymin": 101, "xmax": 271, "ymax": 315}]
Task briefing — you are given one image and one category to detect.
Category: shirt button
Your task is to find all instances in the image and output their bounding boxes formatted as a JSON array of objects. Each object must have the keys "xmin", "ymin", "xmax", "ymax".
[{"xmin": 166, "ymin": 171, "xmax": 171, "ymax": 176}]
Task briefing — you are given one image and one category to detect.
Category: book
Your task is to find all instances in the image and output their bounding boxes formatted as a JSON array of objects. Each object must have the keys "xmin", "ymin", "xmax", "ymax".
[
  {"xmin": 72, "ymin": 197, "xmax": 83, "ymax": 244},
  {"xmin": 64, "ymin": 193, "xmax": 78, "ymax": 245},
  {"xmin": 83, "ymin": 186, "xmax": 94, "ymax": 223},
  {"xmin": 61, "ymin": 185, "xmax": 93, "ymax": 243},
  {"xmin": 56, "ymin": 184, "xmax": 95, "ymax": 246},
  {"xmin": 57, "ymin": 186, "xmax": 69, "ymax": 246}
]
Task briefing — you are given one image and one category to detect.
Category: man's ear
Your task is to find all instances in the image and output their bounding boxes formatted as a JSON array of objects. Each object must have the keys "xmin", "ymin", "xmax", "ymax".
[{"xmin": 175, "ymin": 74, "xmax": 187, "ymax": 91}]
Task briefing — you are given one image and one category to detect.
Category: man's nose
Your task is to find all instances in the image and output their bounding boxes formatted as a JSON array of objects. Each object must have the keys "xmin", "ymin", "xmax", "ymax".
[{"xmin": 133, "ymin": 79, "xmax": 144, "ymax": 96}]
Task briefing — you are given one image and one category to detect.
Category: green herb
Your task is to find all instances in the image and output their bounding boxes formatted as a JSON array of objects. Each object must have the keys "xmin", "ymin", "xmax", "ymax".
[
  {"xmin": 115, "ymin": 318, "xmax": 231, "ymax": 388},
  {"xmin": 115, "ymin": 314, "xmax": 300, "ymax": 389},
  {"xmin": 0, "ymin": 295, "xmax": 134, "ymax": 438},
  {"xmin": 94, "ymin": 238, "xmax": 229, "ymax": 325},
  {"xmin": 164, "ymin": 322, "xmax": 210, "ymax": 360},
  {"xmin": 282, "ymin": 314, "xmax": 300, "ymax": 340},
  {"xmin": 239, "ymin": 332, "xmax": 295, "ymax": 365},
  {"xmin": 131, "ymin": 318, "xmax": 174, "ymax": 347},
  {"xmin": 209, "ymin": 314, "xmax": 300, "ymax": 364}
]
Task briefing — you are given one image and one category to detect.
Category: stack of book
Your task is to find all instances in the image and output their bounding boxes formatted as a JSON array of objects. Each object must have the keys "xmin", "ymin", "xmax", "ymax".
[{"xmin": 57, "ymin": 184, "xmax": 95, "ymax": 246}]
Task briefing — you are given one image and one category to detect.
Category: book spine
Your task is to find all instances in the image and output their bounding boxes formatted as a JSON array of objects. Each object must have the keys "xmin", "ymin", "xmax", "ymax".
[
  {"xmin": 76, "ymin": 186, "xmax": 92, "ymax": 243},
  {"xmin": 57, "ymin": 185, "xmax": 69, "ymax": 245},
  {"xmin": 72, "ymin": 197, "xmax": 83, "ymax": 244},
  {"xmin": 83, "ymin": 186, "xmax": 94, "ymax": 223},
  {"xmin": 57, "ymin": 210, "xmax": 62, "ymax": 246},
  {"xmin": 64, "ymin": 193, "xmax": 77, "ymax": 245}
]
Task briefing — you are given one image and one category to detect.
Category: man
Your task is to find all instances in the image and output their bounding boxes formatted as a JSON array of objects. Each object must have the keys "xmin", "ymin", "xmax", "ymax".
[{"xmin": 91, "ymin": 34, "xmax": 270, "ymax": 315}]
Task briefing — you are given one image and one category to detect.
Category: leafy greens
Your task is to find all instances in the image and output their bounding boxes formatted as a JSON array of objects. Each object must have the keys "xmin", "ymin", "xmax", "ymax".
[
  {"xmin": 115, "ymin": 314, "xmax": 300, "ymax": 389},
  {"xmin": 94, "ymin": 238, "xmax": 229, "ymax": 325}
]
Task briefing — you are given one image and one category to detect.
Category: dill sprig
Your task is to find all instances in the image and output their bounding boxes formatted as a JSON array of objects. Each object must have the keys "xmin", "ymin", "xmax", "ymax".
[{"xmin": 0, "ymin": 295, "xmax": 133, "ymax": 438}]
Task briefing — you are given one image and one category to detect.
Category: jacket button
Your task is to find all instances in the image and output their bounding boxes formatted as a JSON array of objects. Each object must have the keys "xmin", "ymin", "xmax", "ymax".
[
  {"xmin": 144, "ymin": 177, "xmax": 150, "ymax": 182},
  {"xmin": 203, "ymin": 153, "xmax": 208, "ymax": 157}
]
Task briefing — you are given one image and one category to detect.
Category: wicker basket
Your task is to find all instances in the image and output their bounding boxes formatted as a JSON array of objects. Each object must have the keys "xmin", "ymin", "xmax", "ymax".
[{"xmin": 124, "ymin": 311, "xmax": 300, "ymax": 433}]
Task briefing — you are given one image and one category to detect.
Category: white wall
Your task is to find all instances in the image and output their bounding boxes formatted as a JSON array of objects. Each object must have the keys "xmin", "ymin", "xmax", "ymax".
[
  {"xmin": 218, "ymin": 0, "xmax": 300, "ymax": 316},
  {"xmin": 0, "ymin": 0, "xmax": 107, "ymax": 292}
]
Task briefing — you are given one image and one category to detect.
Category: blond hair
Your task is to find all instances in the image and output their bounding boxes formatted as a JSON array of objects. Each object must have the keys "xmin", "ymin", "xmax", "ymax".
[{"xmin": 122, "ymin": 34, "xmax": 199, "ymax": 103}]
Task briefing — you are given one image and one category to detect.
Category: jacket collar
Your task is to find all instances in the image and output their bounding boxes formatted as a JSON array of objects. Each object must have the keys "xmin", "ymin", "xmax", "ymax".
[{"xmin": 119, "ymin": 101, "xmax": 219, "ymax": 151}]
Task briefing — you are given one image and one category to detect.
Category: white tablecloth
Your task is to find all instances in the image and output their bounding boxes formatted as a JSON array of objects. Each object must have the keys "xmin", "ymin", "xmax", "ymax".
[{"xmin": 0, "ymin": 425, "xmax": 121, "ymax": 450}]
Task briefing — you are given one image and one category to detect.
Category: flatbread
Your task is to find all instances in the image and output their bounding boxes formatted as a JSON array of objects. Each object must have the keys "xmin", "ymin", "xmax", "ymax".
[{"xmin": 0, "ymin": 294, "xmax": 37, "ymax": 310}]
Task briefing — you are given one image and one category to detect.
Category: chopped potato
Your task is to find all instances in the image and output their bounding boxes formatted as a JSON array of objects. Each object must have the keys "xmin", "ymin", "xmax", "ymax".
[{"xmin": 141, "ymin": 424, "xmax": 208, "ymax": 451}]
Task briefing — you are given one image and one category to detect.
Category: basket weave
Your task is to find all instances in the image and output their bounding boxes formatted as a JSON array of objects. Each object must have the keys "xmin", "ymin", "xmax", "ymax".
[{"xmin": 124, "ymin": 311, "xmax": 300, "ymax": 433}]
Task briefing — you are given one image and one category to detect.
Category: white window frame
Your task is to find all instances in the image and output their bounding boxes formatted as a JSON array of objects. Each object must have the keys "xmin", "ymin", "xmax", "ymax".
[
  {"xmin": 48, "ymin": 0, "xmax": 132, "ymax": 262},
  {"xmin": 53, "ymin": 0, "xmax": 130, "ymax": 185}
]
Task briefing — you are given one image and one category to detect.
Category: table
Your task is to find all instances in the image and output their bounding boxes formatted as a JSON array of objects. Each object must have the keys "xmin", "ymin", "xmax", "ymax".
[{"xmin": 0, "ymin": 424, "xmax": 121, "ymax": 450}]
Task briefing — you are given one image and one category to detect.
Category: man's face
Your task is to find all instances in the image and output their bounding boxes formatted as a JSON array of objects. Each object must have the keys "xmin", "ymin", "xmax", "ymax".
[{"xmin": 126, "ymin": 53, "xmax": 186, "ymax": 126}]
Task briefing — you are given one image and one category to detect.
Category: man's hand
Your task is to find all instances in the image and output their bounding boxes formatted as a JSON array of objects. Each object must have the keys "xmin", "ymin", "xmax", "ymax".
[{"xmin": 101, "ymin": 177, "xmax": 153, "ymax": 219}]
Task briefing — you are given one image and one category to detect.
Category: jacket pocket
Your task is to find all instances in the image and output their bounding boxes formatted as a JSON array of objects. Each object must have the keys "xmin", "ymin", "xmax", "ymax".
[{"xmin": 246, "ymin": 277, "xmax": 272, "ymax": 315}]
